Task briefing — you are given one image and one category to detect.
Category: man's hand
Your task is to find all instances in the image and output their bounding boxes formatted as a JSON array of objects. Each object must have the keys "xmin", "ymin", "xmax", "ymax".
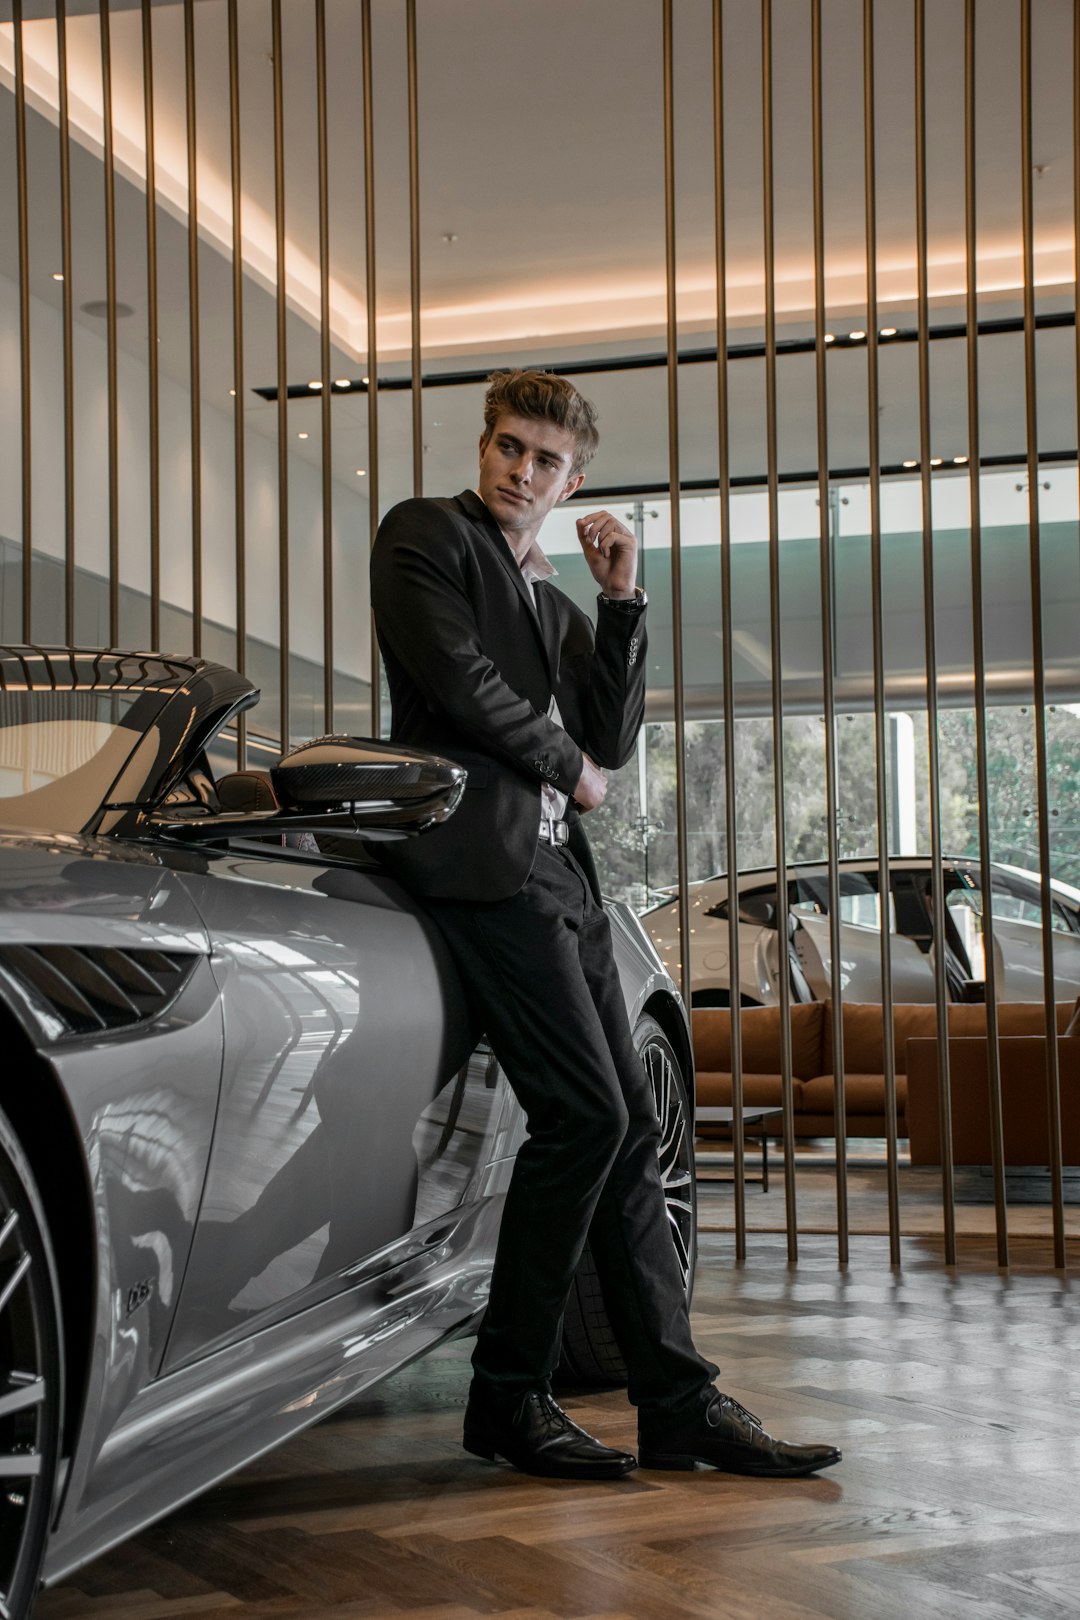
[
  {"xmin": 576, "ymin": 510, "xmax": 639, "ymax": 600},
  {"xmin": 572, "ymin": 753, "xmax": 608, "ymax": 812}
]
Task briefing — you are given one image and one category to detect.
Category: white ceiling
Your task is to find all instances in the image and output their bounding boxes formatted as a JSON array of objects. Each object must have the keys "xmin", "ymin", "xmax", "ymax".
[{"xmin": 0, "ymin": 0, "xmax": 1077, "ymax": 497}]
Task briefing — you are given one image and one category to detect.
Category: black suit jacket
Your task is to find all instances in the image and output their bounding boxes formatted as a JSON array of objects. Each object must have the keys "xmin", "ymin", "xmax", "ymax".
[{"xmin": 369, "ymin": 489, "xmax": 647, "ymax": 902}]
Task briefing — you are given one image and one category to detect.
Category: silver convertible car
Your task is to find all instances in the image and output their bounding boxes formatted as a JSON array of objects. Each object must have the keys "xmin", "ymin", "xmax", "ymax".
[
  {"xmin": 645, "ymin": 857, "xmax": 1080, "ymax": 1008},
  {"xmin": 0, "ymin": 647, "xmax": 695, "ymax": 1620}
]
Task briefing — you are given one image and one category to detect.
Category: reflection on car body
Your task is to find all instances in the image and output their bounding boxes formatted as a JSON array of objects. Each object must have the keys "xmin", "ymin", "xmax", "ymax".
[
  {"xmin": 645, "ymin": 855, "xmax": 1080, "ymax": 1008},
  {"xmin": 0, "ymin": 647, "xmax": 695, "ymax": 1620}
]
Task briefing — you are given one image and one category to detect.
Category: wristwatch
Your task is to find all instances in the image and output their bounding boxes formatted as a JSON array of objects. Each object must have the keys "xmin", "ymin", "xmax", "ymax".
[{"xmin": 599, "ymin": 587, "xmax": 647, "ymax": 611}]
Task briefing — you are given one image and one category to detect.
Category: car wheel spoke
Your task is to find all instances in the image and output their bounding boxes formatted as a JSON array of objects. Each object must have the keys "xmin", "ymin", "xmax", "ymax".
[
  {"xmin": 641, "ymin": 1034, "xmax": 695, "ymax": 1294},
  {"xmin": 0, "ymin": 1132, "xmax": 63, "ymax": 1617},
  {"xmin": 0, "ymin": 1377, "xmax": 45, "ymax": 1422},
  {"xmin": 0, "ymin": 1255, "xmax": 30, "ymax": 1320},
  {"xmin": 0, "ymin": 1453, "xmax": 41, "ymax": 1479}
]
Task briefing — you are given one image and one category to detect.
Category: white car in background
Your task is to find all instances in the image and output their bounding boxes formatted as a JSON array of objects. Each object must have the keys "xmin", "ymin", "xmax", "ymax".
[{"xmin": 643, "ymin": 856, "xmax": 1080, "ymax": 1009}]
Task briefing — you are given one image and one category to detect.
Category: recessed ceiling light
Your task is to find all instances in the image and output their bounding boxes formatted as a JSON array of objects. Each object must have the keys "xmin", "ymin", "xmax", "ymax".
[
  {"xmin": 903, "ymin": 459, "xmax": 918, "ymax": 468},
  {"xmin": 850, "ymin": 329, "xmax": 866, "ymax": 341},
  {"xmin": 228, "ymin": 388, "xmax": 236, "ymax": 397},
  {"xmin": 880, "ymin": 326, "xmax": 897, "ymax": 337},
  {"xmin": 823, "ymin": 333, "xmax": 835, "ymax": 344},
  {"xmin": 308, "ymin": 380, "xmax": 322, "ymax": 390},
  {"xmin": 953, "ymin": 454, "xmax": 969, "ymax": 464},
  {"xmin": 930, "ymin": 457, "xmax": 943, "ymax": 466},
  {"xmin": 298, "ymin": 431, "xmax": 309, "ymax": 440},
  {"xmin": 334, "ymin": 378, "xmax": 350, "ymax": 388},
  {"xmin": 52, "ymin": 272, "xmax": 64, "ymax": 282},
  {"xmin": 81, "ymin": 299, "xmax": 135, "ymax": 319},
  {"xmin": 362, "ymin": 376, "xmax": 370, "ymax": 385},
  {"xmin": 355, "ymin": 468, "xmax": 366, "ymax": 476}
]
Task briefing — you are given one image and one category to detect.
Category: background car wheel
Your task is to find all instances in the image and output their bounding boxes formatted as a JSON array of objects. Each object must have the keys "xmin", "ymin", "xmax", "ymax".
[
  {"xmin": 557, "ymin": 1015, "xmax": 696, "ymax": 1387},
  {"xmin": 0, "ymin": 1103, "xmax": 63, "ymax": 1620}
]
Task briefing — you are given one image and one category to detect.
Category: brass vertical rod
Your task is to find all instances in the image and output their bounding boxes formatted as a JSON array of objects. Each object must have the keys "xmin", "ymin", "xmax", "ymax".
[
  {"xmin": 762, "ymin": 0, "xmax": 798, "ymax": 1261},
  {"xmin": 141, "ymin": 0, "xmax": 161, "ymax": 653},
  {"xmin": 811, "ymin": 0, "xmax": 849, "ymax": 1264},
  {"xmin": 272, "ymin": 0, "xmax": 289, "ymax": 746},
  {"xmin": 56, "ymin": 0, "xmax": 75, "ymax": 646},
  {"xmin": 915, "ymin": 0, "xmax": 957, "ymax": 1264},
  {"xmin": 228, "ymin": 0, "xmax": 246, "ymax": 767},
  {"xmin": 13, "ymin": 0, "xmax": 32, "ymax": 642},
  {"xmin": 864, "ymin": 0, "xmax": 902, "ymax": 1263},
  {"xmin": 100, "ymin": 0, "xmax": 119, "ymax": 646},
  {"xmin": 662, "ymin": 0, "xmax": 691, "ymax": 1023},
  {"xmin": 964, "ymin": 0, "xmax": 1008, "ymax": 1265},
  {"xmin": 407, "ymin": 0, "xmax": 422, "ymax": 498},
  {"xmin": 1020, "ymin": 0, "xmax": 1066, "ymax": 1267},
  {"xmin": 362, "ymin": 0, "xmax": 380, "ymax": 735},
  {"xmin": 713, "ymin": 0, "xmax": 746, "ymax": 1261},
  {"xmin": 316, "ymin": 0, "xmax": 333, "ymax": 731},
  {"xmin": 184, "ymin": 0, "xmax": 202, "ymax": 657}
]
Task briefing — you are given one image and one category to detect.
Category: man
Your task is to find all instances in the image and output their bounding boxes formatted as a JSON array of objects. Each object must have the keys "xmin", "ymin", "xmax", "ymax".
[{"xmin": 370, "ymin": 369, "xmax": 840, "ymax": 1480}]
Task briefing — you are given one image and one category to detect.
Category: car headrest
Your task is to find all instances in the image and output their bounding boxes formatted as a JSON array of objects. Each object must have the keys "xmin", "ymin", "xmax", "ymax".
[{"xmin": 216, "ymin": 769, "xmax": 281, "ymax": 814}]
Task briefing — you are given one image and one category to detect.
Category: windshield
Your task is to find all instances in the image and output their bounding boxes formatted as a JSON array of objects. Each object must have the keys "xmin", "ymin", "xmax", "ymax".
[{"xmin": 0, "ymin": 690, "xmax": 160, "ymax": 833}]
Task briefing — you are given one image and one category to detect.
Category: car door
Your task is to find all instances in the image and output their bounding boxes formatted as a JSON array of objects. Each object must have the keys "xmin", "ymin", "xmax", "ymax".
[
  {"xmin": 792, "ymin": 870, "xmax": 936, "ymax": 1003},
  {"xmin": 980, "ymin": 871, "xmax": 1080, "ymax": 1002},
  {"xmin": 162, "ymin": 841, "xmax": 476, "ymax": 1369}
]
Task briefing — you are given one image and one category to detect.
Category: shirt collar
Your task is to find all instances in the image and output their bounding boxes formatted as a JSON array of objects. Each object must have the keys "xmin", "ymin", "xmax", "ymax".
[{"xmin": 473, "ymin": 490, "xmax": 559, "ymax": 585}]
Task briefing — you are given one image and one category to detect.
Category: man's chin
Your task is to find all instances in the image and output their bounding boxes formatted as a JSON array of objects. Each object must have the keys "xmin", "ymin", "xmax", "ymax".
[{"xmin": 492, "ymin": 500, "xmax": 532, "ymax": 527}]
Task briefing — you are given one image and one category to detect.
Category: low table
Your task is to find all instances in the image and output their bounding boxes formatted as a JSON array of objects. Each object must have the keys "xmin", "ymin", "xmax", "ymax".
[{"xmin": 694, "ymin": 1105, "xmax": 784, "ymax": 1192}]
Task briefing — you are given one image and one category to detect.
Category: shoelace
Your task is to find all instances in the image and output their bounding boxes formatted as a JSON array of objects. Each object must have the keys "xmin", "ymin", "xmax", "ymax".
[
  {"xmin": 713, "ymin": 1393, "xmax": 763, "ymax": 1431},
  {"xmin": 516, "ymin": 1391, "xmax": 572, "ymax": 1433},
  {"xmin": 537, "ymin": 1393, "xmax": 577, "ymax": 1432}
]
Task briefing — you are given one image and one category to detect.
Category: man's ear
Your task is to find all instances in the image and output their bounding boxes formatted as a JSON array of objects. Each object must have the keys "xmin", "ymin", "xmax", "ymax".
[{"xmin": 559, "ymin": 472, "xmax": 586, "ymax": 503}]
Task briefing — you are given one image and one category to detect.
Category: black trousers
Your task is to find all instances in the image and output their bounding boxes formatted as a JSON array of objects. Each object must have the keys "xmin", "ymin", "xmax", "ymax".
[{"xmin": 426, "ymin": 840, "xmax": 717, "ymax": 1417}]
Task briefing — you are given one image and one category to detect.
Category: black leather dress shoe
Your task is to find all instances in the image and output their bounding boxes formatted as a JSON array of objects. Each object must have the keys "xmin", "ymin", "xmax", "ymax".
[
  {"xmin": 463, "ymin": 1389, "xmax": 637, "ymax": 1479},
  {"xmin": 639, "ymin": 1391, "xmax": 841, "ymax": 1478}
]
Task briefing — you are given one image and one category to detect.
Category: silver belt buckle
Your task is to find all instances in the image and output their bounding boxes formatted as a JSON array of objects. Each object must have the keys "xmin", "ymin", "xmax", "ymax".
[{"xmin": 539, "ymin": 819, "xmax": 569, "ymax": 846}]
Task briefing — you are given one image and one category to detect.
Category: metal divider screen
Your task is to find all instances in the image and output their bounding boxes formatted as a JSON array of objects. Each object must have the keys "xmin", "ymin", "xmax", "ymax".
[{"xmin": 1, "ymin": 0, "xmax": 1076, "ymax": 1270}]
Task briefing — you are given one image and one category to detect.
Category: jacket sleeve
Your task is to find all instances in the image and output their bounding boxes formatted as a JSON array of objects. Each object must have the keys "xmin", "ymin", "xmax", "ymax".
[
  {"xmin": 370, "ymin": 501, "xmax": 584, "ymax": 797},
  {"xmin": 579, "ymin": 596, "xmax": 648, "ymax": 771}
]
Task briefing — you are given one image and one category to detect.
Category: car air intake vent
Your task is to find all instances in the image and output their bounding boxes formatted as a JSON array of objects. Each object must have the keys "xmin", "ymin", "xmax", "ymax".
[{"xmin": 0, "ymin": 946, "xmax": 200, "ymax": 1040}]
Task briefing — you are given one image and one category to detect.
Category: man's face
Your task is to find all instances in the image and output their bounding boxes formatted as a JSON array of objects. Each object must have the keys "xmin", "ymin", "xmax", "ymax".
[{"xmin": 477, "ymin": 412, "xmax": 585, "ymax": 541}]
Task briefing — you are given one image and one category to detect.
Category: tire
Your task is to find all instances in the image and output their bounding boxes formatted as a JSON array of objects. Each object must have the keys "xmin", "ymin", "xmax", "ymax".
[
  {"xmin": 0, "ymin": 1102, "xmax": 63, "ymax": 1620},
  {"xmin": 557, "ymin": 1015, "xmax": 697, "ymax": 1387}
]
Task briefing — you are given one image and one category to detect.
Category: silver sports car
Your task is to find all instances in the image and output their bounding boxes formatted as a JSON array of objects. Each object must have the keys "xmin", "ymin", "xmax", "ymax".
[
  {"xmin": 646, "ymin": 858, "xmax": 1080, "ymax": 1009},
  {"xmin": 0, "ymin": 646, "xmax": 695, "ymax": 1620}
]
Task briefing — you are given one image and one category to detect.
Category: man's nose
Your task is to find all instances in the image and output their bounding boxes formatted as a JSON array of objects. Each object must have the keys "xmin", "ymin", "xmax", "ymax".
[{"xmin": 509, "ymin": 454, "xmax": 532, "ymax": 483}]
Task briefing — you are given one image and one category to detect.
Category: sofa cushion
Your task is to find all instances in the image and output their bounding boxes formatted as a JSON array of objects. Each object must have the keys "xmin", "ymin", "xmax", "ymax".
[
  {"xmin": 695, "ymin": 1071, "xmax": 803, "ymax": 1110},
  {"xmin": 997, "ymin": 1000, "xmax": 1076, "ymax": 1036},
  {"xmin": 692, "ymin": 1002, "xmax": 824, "ymax": 1081},
  {"xmin": 829, "ymin": 1002, "xmax": 938, "ymax": 1075},
  {"xmin": 800, "ymin": 1072, "xmax": 908, "ymax": 1117}
]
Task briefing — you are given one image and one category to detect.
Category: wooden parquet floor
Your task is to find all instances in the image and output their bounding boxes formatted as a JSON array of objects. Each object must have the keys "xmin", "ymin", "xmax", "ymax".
[{"xmin": 40, "ymin": 1233, "xmax": 1080, "ymax": 1620}]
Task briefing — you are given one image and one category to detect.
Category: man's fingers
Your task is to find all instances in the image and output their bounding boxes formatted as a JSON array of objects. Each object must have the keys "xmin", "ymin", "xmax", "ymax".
[{"xmin": 577, "ymin": 511, "xmax": 631, "ymax": 557}]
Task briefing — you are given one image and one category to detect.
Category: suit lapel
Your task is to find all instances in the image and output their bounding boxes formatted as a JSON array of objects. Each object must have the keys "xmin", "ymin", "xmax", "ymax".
[
  {"xmin": 454, "ymin": 490, "xmax": 555, "ymax": 683},
  {"xmin": 533, "ymin": 583, "xmax": 563, "ymax": 689}
]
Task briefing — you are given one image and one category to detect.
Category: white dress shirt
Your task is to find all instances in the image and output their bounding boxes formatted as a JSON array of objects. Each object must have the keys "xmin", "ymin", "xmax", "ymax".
[{"xmin": 508, "ymin": 534, "xmax": 569, "ymax": 824}]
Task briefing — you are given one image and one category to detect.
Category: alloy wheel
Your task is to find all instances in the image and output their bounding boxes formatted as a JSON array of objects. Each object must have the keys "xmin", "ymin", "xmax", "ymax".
[
  {"xmin": 639, "ymin": 1025, "xmax": 696, "ymax": 1302},
  {"xmin": 0, "ymin": 1112, "xmax": 62, "ymax": 1620}
]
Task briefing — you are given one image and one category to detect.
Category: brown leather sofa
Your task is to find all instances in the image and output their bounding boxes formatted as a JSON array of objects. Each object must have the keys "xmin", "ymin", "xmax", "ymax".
[
  {"xmin": 692, "ymin": 999, "xmax": 1079, "ymax": 1141},
  {"xmin": 906, "ymin": 1021, "xmax": 1080, "ymax": 1165}
]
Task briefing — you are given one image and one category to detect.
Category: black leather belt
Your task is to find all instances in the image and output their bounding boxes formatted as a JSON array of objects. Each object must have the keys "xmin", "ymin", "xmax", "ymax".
[{"xmin": 538, "ymin": 819, "xmax": 569, "ymax": 845}]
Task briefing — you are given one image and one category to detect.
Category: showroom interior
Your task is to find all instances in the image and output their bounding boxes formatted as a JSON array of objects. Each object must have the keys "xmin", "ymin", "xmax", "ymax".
[{"xmin": 1, "ymin": 0, "xmax": 1079, "ymax": 1615}]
